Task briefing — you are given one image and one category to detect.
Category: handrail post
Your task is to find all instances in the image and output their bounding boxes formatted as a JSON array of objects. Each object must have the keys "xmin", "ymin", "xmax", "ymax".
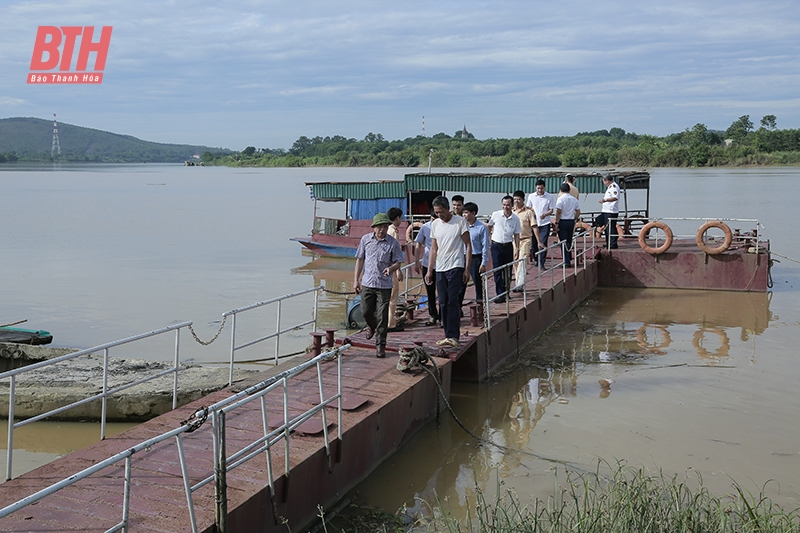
[
  {"xmin": 228, "ymin": 313, "xmax": 237, "ymax": 386},
  {"xmin": 6, "ymin": 375, "xmax": 15, "ymax": 481},
  {"xmin": 173, "ymin": 327, "xmax": 181, "ymax": 410},
  {"xmin": 121, "ymin": 455, "xmax": 133, "ymax": 532},
  {"xmin": 101, "ymin": 347, "xmax": 109, "ymax": 440},
  {"xmin": 213, "ymin": 410, "xmax": 228, "ymax": 533},
  {"xmin": 312, "ymin": 287, "xmax": 320, "ymax": 333},
  {"xmin": 275, "ymin": 300, "xmax": 282, "ymax": 365}
]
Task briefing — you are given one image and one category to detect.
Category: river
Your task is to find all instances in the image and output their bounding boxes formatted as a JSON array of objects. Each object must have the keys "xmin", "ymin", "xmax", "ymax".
[{"xmin": 1, "ymin": 164, "xmax": 799, "ymax": 509}]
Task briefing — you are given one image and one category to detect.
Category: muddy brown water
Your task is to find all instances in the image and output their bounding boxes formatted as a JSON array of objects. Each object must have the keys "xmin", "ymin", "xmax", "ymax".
[{"xmin": 1, "ymin": 165, "xmax": 799, "ymax": 514}]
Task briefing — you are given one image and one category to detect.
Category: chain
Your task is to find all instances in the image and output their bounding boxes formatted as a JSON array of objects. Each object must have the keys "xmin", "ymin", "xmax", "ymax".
[
  {"xmin": 181, "ymin": 406, "xmax": 209, "ymax": 433},
  {"xmin": 188, "ymin": 315, "xmax": 228, "ymax": 346},
  {"xmin": 321, "ymin": 287, "xmax": 358, "ymax": 296}
]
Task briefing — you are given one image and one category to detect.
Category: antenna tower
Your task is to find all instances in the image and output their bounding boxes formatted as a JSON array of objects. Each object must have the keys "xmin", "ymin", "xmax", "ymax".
[
  {"xmin": 421, "ymin": 116, "xmax": 426, "ymax": 137},
  {"xmin": 51, "ymin": 114, "xmax": 61, "ymax": 158}
]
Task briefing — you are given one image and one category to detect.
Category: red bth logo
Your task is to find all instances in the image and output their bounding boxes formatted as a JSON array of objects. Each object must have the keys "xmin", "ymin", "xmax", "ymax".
[{"xmin": 28, "ymin": 26, "xmax": 112, "ymax": 84}]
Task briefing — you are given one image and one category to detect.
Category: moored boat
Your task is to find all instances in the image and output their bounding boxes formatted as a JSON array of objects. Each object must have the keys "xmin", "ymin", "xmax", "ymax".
[
  {"xmin": 0, "ymin": 326, "xmax": 53, "ymax": 345},
  {"xmin": 292, "ymin": 170, "xmax": 649, "ymax": 257}
]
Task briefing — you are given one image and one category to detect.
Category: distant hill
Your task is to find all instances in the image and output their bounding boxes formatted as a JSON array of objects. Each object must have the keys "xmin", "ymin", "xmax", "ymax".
[{"xmin": 0, "ymin": 117, "xmax": 231, "ymax": 163}]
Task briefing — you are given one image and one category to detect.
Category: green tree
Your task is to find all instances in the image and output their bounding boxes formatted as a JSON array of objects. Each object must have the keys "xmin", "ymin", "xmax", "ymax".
[
  {"xmin": 201, "ymin": 151, "xmax": 214, "ymax": 163},
  {"xmin": 561, "ymin": 149, "xmax": 588, "ymax": 167},
  {"xmin": 725, "ymin": 115, "xmax": 754, "ymax": 142},
  {"xmin": 760, "ymin": 115, "xmax": 777, "ymax": 131},
  {"xmin": 242, "ymin": 146, "xmax": 256, "ymax": 156}
]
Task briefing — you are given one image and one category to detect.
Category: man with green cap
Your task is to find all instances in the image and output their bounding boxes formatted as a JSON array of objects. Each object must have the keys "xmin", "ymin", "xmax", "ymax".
[{"xmin": 354, "ymin": 212, "xmax": 405, "ymax": 358}]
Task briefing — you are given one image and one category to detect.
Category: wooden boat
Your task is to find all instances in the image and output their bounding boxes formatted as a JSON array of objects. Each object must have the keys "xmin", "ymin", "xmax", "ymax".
[
  {"xmin": 292, "ymin": 171, "xmax": 650, "ymax": 257},
  {"xmin": 0, "ymin": 326, "xmax": 53, "ymax": 345}
]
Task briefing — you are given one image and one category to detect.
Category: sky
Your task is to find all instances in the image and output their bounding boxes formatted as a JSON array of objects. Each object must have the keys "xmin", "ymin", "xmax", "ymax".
[{"xmin": 1, "ymin": 0, "xmax": 799, "ymax": 151}]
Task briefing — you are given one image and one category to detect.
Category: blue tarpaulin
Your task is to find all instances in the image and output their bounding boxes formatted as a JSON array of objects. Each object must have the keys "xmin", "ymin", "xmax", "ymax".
[{"xmin": 350, "ymin": 198, "xmax": 406, "ymax": 220}]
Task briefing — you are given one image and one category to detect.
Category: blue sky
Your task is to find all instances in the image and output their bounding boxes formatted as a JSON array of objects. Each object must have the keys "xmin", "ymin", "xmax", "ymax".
[{"xmin": 2, "ymin": 0, "xmax": 799, "ymax": 150}]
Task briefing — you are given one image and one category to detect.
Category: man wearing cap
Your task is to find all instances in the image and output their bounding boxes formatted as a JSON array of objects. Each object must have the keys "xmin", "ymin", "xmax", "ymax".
[{"xmin": 354, "ymin": 213, "xmax": 405, "ymax": 358}]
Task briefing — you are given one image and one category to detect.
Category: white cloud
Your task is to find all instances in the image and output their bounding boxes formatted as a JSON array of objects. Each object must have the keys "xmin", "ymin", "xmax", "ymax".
[{"xmin": 1, "ymin": 0, "xmax": 800, "ymax": 147}]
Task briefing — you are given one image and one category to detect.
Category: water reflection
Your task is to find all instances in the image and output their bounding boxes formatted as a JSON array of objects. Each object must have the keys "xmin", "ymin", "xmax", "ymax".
[{"xmin": 353, "ymin": 287, "xmax": 783, "ymax": 516}]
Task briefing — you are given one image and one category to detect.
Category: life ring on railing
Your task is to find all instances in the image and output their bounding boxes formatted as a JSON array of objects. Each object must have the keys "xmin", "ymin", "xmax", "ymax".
[
  {"xmin": 692, "ymin": 327, "xmax": 730, "ymax": 360},
  {"xmin": 405, "ymin": 221, "xmax": 423, "ymax": 243},
  {"xmin": 696, "ymin": 220, "xmax": 732, "ymax": 255},
  {"xmin": 638, "ymin": 221, "xmax": 673, "ymax": 254}
]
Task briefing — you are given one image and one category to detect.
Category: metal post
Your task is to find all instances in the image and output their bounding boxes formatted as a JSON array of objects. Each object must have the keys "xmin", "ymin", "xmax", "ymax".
[
  {"xmin": 175, "ymin": 434, "xmax": 199, "ymax": 533},
  {"xmin": 228, "ymin": 313, "xmax": 237, "ymax": 386},
  {"xmin": 312, "ymin": 288, "xmax": 320, "ymax": 333},
  {"xmin": 275, "ymin": 300, "xmax": 282, "ymax": 365},
  {"xmin": 173, "ymin": 328, "xmax": 180, "ymax": 410},
  {"xmin": 101, "ymin": 348, "xmax": 109, "ymax": 440},
  {"xmin": 121, "ymin": 455, "xmax": 132, "ymax": 533},
  {"xmin": 6, "ymin": 376, "xmax": 15, "ymax": 481},
  {"xmin": 213, "ymin": 410, "xmax": 228, "ymax": 533}
]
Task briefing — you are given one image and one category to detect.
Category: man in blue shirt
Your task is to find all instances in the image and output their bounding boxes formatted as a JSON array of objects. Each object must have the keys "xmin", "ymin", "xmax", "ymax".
[
  {"xmin": 461, "ymin": 202, "xmax": 490, "ymax": 304},
  {"xmin": 354, "ymin": 213, "xmax": 404, "ymax": 358}
]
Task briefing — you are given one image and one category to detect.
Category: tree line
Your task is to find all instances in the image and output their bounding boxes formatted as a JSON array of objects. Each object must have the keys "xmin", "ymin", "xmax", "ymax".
[{"xmin": 208, "ymin": 115, "xmax": 800, "ymax": 168}]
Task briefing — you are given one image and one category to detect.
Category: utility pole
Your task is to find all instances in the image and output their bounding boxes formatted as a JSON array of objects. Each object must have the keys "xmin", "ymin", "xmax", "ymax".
[{"xmin": 51, "ymin": 113, "xmax": 61, "ymax": 158}]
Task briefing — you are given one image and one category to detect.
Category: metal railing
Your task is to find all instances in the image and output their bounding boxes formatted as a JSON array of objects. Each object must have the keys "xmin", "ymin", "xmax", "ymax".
[
  {"xmin": 0, "ymin": 344, "xmax": 350, "ymax": 533},
  {"xmin": 642, "ymin": 217, "xmax": 765, "ymax": 254},
  {"xmin": 398, "ymin": 261, "xmax": 426, "ymax": 301},
  {"xmin": 480, "ymin": 232, "xmax": 598, "ymax": 329},
  {"xmin": 223, "ymin": 286, "xmax": 322, "ymax": 384},
  {"xmin": 1, "ymin": 321, "xmax": 192, "ymax": 481}
]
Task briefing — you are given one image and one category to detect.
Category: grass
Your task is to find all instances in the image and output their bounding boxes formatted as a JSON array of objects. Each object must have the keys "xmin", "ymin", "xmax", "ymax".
[{"xmin": 427, "ymin": 461, "xmax": 800, "ymax": 533}]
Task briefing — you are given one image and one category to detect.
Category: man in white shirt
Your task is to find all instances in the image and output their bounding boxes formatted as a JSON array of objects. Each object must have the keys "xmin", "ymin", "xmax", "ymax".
[
  {"xmin": 554, "ymin": 183, "xmax": 581, "ymax": 267},
  {"xmin": 596, "ymin": 175, "xmax": 621, "ymax": 249},
  {"xmin": 425, "ymin": 196, "xmax": 471, "ymax": 348},
  {"xmin": 487, "ymin": 195, "xmax": 521, "ymax": 302},
  {"xmin": 525, "ymin": 179, "xmax": 554, "ymax": 269}
]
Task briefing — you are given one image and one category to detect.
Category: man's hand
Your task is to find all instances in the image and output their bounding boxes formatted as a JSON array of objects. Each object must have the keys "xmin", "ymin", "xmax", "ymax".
[
  {"xmin": 354, "ymin": 280, "xmax": 362, "ymax": 294},
  {"xmin": 424, "ymin": 271, "xmax": 433, "ymax": 285}
]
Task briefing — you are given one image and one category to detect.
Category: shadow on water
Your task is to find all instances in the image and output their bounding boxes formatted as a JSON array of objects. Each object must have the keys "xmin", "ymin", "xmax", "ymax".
[{"xmin": 350, "ymin": 287, "xmax": 795, "ymax": 520}]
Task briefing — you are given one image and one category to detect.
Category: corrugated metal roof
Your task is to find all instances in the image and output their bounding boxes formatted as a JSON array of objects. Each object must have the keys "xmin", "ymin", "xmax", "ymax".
[
  {"xmin": 307, "ymin": 171, "xmax": 649, "ymax": 200},
  {"xmin": 405, "ymin": 171, "xmax": 649, "ymax": 195},
  {"xmin": 307, "ymin": 180, "xmax": 406, "ymax": 201}
]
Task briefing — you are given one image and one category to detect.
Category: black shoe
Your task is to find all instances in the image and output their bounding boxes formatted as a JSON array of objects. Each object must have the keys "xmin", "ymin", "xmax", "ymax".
[
  {"xmin": 492, "ymin": 296, "xmax": 506, "ymax": 303},
  {"xmin": 366, "ymin": 327, "xmax": 375, "ymax": 340},
  {"xmin": 388, "ymin": 326, "xmax": 404, "ymax": 332},
  {"xmin": 610, "ymin": 245, "xmax": 618, "ymax": 249},
  {"xmin": 511, "ymin": 287, "xmax": 524, "ymax": 293},
  {"xmin": 376, "ymin": 346, "xmax": 386, "ymax": 358}
]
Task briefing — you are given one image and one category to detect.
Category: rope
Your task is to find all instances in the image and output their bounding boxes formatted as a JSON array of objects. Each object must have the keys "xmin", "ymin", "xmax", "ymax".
[
  {"xmin": 399, "ymin": 346, "xmax": 571, "ymax": 465},
  {"xmin": 770, "ymin": 251, "xmax": 800, "ymax": 265},
  {"xmin": 188, "ymin": 316, "xmax": 227, "ymax": 346}
]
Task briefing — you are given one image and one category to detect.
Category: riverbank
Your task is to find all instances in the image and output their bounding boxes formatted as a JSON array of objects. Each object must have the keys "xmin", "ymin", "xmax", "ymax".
[{"xmin": 0, "ymin": 342, "xmax": 259, "ymax": 421}]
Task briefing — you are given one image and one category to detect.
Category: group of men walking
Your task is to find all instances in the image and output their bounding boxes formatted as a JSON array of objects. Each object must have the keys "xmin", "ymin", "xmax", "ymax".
[{"xmin": 353, "ymin": 174, "xmax": 621, "ymax": 357}]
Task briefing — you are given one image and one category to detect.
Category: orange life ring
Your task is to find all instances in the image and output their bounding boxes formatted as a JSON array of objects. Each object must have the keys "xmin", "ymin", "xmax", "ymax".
[
  {"xmin": 638, "ymin": 221, "xmax": 673, "ymax": 254},
  {"xmin": 696, "ymin": 220, "xmax": 732, "ymax": 255}
]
